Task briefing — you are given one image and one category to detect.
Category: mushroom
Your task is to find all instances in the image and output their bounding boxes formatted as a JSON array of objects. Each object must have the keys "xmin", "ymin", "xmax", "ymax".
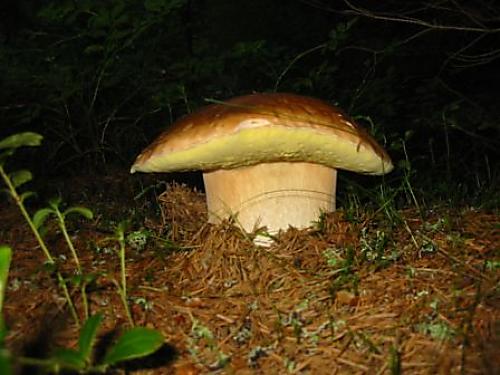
[{"xmin": 131, "ymin": 93, "xmax": 393, "ymax": 242}]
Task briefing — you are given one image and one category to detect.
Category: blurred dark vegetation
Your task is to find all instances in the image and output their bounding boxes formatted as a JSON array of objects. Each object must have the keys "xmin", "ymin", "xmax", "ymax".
[{"xmin": 1, "ymin": 0, "xmax": 499, "ymax": 207}]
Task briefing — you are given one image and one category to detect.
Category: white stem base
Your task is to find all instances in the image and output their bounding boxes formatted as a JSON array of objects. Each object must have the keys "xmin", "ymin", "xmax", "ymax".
[{"xmin": 203, "ymin": 162, "xmax": 337, "ymax": 235}]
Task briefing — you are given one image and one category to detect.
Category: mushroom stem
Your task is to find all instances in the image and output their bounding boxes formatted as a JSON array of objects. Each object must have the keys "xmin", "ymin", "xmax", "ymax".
[{"xmin": 203, "ymin": 162, "xmax": 337, "ymax": 234}]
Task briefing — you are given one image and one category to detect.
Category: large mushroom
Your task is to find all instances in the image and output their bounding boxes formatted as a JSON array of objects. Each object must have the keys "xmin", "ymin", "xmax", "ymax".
[{"xmin": 131, "ymin": 93, "xmax": 393, "ymax": 241}]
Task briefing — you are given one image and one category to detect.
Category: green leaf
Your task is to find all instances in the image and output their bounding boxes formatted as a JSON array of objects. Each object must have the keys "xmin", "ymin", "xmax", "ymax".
[
  {"xmin": 78, "ymin": 314, "xmax": 103, "ymax": 362},
  {"xmin": 0, "ymin": 149, "xmax": 14, "ymax": 166},
  {"xmin": 102, "ymin": 328, "xmax": 163, "ymax": 366},
  {"xmin": 32, "ymin": 208, "xmax": 54, "ymax": 230},
  {"xmin": 48, "ymin": 196, "xmax": 62, "ymax": 209},
  {"xmin": 19, "ymin": 191, "xmax": 36, "ymax": 203},
  {"xmin": 0, "ymin": 133, "xmax": 43, "ymax": 150},
  {"xmin": 115, "ymin": 220, "xmax": 129, "ymax": 239},
  {"xmin": 0, "ymin": 246, "xmax": 12, "ymax": 314},
  {"xmin": 64, "ymin": 207, "xmax": 94, "ymax": 220},
  {"xmin": 39, "ymin": 225, "xmax": 49, "ymax": 239},
  {"xmin": 51, "ymin": 348, "xmax": 86, "ymax": 371},
  {"xmin": 9, "ymin": 170, "xmax": 32, "ymax": 189}
]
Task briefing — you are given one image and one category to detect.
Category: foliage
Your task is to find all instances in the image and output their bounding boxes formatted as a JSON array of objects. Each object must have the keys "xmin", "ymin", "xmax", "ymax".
[
  {"xmin": 110, "ymin": 221, "xmax": 135, "ymax": 326},
  {"xmin": 0, "ymin": 0, "xmax": 498, "ymax": 206},
  {"xmin": 0, "ymin": 132, "xmax": 84, "ymax": 325},
  {"xmin": 0, "ymin": 133, "xmax": 165, "ymax": 373},
  {"xmin": 46, "ymin": 314, "xmax": 163, "ymax": 373}
]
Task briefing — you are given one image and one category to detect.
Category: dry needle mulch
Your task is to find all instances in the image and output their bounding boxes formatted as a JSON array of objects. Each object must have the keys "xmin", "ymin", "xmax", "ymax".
[{"xmin": 1, "ymin": 182, "xmax": 499, "ymax": 375}]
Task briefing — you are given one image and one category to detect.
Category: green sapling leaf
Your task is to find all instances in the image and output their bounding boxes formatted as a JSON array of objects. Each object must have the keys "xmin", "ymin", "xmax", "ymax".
[
  {"xmin": 78, "ymin": 314, "xmax": 103, "ymax": 362},
  {"xmin": 64, "ymin": 207, "xmax": 94, "ymax": 220},
  {"xmin": 0, "ymin": 132, "xmax": 43, "ymax": 150},
  {"xmin": 51, "ymin": 348, "xmax": 86, "ymax": 371},
  {"xmin": 116, "ymin": 220, "xmax": 129, "ymax": 237},
  {"xmin": 102, "ymin": 328, "xmax": 164, "ymax": 366},
  {"xmin": 0, "ymin": 149, "xmax": 14, "ymax": 166},
  {"xmin": 9, "ymin": 170, "xmax": 32, "ymax": 189},
  {"xmin": 19, "ymin": 191, "xmax": 36, "ymax": 203},
  {"xmin": 48, "ymin": 196, "xmax": 62, "ymax": 209},
  {"xmin": 32, "ymin": 208, "xmax": 54, "ymax": 230}
]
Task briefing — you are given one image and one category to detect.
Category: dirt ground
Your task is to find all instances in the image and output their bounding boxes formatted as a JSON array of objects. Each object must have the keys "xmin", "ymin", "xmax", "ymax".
[{"xmin": 1, "ymin": 175, "xmax": 499, "ymax": 374}]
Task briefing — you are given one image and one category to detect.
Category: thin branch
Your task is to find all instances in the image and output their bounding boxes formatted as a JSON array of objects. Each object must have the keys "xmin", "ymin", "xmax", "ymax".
[
  {"xmin": 440, "ymin": 33, "xmax": 488, "ymax": 71},
  {"xmin": 273, "ymin": 43, "xmax": 326, "ymax": 92},
  {"xmin": 342, "ymin": 0, "xmax": 500, "ymax": 33}
]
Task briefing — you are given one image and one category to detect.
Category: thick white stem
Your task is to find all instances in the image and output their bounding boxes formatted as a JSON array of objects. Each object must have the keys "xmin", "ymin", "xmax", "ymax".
[{"xmin": 203, "ymin": 162, "xmax": 337, "ymax": 234}]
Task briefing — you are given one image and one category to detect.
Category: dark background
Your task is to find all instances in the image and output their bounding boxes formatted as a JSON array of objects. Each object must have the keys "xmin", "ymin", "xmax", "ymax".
[{"xmin": 1, "ymin": 0, "xmax": 499, "ymax": 207}]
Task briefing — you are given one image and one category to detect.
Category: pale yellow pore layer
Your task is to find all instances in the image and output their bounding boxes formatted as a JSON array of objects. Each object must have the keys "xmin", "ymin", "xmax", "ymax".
[{"xmin": 130, "ymin": 126, "xmax": 393, "ymax": 174}]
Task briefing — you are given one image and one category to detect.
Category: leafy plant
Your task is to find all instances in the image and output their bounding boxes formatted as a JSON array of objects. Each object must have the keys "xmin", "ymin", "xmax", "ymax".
[
  {"xmin": 42, "ymin": 313, "xmax": 163, "ymax": 373},
  {"xmin": 99, "ymin": 221, "xmax": 135, "ymax": 326},
  {"xmin": 0, "ymin": 132, "xmax": 79, "ymax": 326},
  {"xmin": 114, "ymin": 221, "xmax": 135, "ymax": 326},
  {"xmin": 322, "ymin": 246, "xmax": 360, "ymax": 295},
  {"xmin": 4, "ymin": 313, "xmax": 163, "ymax": 374},
  {"xmin": 416, "ymin": 321, "xmax": 455, "ymax": 341},
  {"xmin": 188, "ymin": 315, "xmax": 230, "ymax": 370},
  {"xmin": 33, "ymin": 197, "xmax": 94, "ymax": 319},
  {"xmin": 126, "ymin": 229, "xmax": 153, "ymax": 252},
  {"xmin": 0, "ymin": 135, "xmax": 165, "ymax": 372}
]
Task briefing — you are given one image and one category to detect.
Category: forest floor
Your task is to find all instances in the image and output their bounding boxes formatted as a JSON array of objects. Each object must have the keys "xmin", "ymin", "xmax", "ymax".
[{"xmin": 0, "ymin": 171, "xmax": 499, "ymax": 375}]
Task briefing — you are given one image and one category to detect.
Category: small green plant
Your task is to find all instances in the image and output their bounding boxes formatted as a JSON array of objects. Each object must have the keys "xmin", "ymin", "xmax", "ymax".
[
  {"xmin": 114, "ymin": 221, "xmax": 135, "ymax": 326},
  {"xmin": 322, "ymin": 246, "xmax": 359, "ymax": 294},
  {"xmin": 99, "ymin": 221, "xmax": 135, "ymax": 327},
  {"xmin": 0, "ymin": 134, "xmax": 165, "ymax": 373},
  {"xmin": 188, "ymin": 315, "xmax": 230, "ymax": 370},
  {"xmin": 485, "ymin": 260, "xmax": 500, "ymax": 271},
  {"xmin": 416, "ymin": 320, "xmax": 455, "ymax": 341},
  {"xmin": 28, "ymin": 313, "xmax": 164, "ymax": 374},
  {"xmin": 2, "ymin": 310, "xmax": 164, "ymax": 374},
  {"xmin": 0, "ymin": 132, "xmax": 79, "ymax": 326},
  {"xmin": 360, "ymin": 228, "xmax": 399, "ymax": 268},
  {"xmin": 126, "ymin": 229, "xmax": 153, "ymax": 252},
  {"xmin": 33, "ymin": 196, "xmax": 94, "ymax": 319}
]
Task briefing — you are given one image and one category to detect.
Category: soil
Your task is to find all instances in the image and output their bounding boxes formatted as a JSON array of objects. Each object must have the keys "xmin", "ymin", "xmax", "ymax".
[{"xmin": 1, "ymin": 172, "xmax": 499, "ymax": 374}]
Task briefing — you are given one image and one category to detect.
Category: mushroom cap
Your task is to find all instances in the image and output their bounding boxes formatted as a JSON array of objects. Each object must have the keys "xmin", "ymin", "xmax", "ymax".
[{"xmin": 131, "ymin": 93, "xmax": 393, "ymax": 175}]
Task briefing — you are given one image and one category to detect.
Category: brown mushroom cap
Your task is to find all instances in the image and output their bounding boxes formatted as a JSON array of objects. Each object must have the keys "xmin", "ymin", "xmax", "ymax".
[{"xmin": 130, "ymin": 93, "xmax": 393, "ymax": 175}]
